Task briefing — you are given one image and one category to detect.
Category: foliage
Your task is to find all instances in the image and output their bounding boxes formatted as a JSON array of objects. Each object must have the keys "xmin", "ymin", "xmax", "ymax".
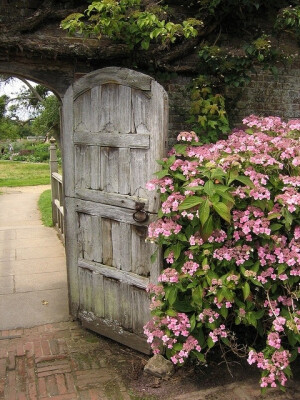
[
  {"xmin": 0, "ymin": 118, "xmax": 22, "ymax": 140},
  {"xmin": 144, "ymin": 116, "xmax": 300, "ymax": 391},
  {"xmin": 61, "ymin": 1, "xmax": 300, "ymax": 142},
  {"xmin": 188, "ymin": 76, "xmax": 229, "ymax": 143},
  {"xmin": 0, "ymin": 140, "xmax": 61, "ymax": 164},
  {"xmin": 38, "ymin": 189, "xmax": 53, "ymax": 227},
  {"xmin": 275, "ymin": 5, "xmax": 300, "ymax": 43},
  {"xmin": 61, "ymin": 0, "xmax": 202, "ymax": 50},
  {"xmin": 31, "ymin": 95, "xmax": 60, "ymax": 137},
  {"xmin": 0, "ymin": 160, "xmax": 50, "ymax": 187}
]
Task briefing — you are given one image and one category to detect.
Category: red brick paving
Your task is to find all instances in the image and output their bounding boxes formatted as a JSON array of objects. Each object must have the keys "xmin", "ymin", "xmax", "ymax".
[{"xmin": 0, "ymin": 321, "xmax": 129, "ymax": 400}]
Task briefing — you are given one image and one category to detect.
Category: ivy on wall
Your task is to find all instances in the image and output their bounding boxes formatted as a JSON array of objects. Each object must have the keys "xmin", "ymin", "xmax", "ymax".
[{"xmin": 61, "ymin": 1, "xmax": 300, "ymax": 141}]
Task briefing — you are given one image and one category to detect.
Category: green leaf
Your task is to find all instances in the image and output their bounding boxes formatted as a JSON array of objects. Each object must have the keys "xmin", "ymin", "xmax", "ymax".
[
  {"xmin": 204, "ymin": 181, "xmax": 215, "ymax": 196},
  {"xmin": 199, "ymin": 198, "xmax": 210, "ymax": 226},
  {"xmin": 243, "ymin": 282, "xmax": 251, "ymax": 301},
  {"xmin": 287, "ymin": 331, "xmax": 297, "ymax": 346},
  {"xmin": 173, "ymin": 172, "xmax": 187, "ymax": 181},
  {"xmin": 202, "ymin": 215, "xmax": 214, "ymax": 237},
  {"xmin": 246, "ymin": 312, "xmax": 257, "ymax": 327},
  {"xmin": 192, "ymin": 286, "xmax": 203, "ymax": 305},
  {"xmin": 178, "ymin": 196, "xmax": 203, "ymax": 210},
  {"xmin": 207, "ymin": 336, "xmax": 215, "ymax": 349},
  {"xmin": 255, "ymin": 309, "xmax": 265, "ymax": 320},
  {"xmin": 221, "ymin": 337, "xmax": 230, "ymax": 346},
  {"xmin": 215, "ymin": 187, "xmax": 235, "ymax": 203},
  {"xmin": 166, "ymin": 309, "xmax": 177, "ymax": 317},
  {"xmin": 190, "ymin": 314, "xmax": 196, "ymax": 331},
  {"xmin": 173, "ymin": 242, "xmax": 183, "ymax": 260},
  {"xmin": 220, "ymin": 306, "xmax": 228, "ymax": 319},
  {"xmin": 267, "ymin": 212, "xmax": 281, "ymax": 220},
  {"xmin": 174, "ymin": 144, "xmax": 187, "ymax": 154},
  {"xmin": 194, "ymin": 352, "xmax": 206, "ymax": 362},
  {"xmin": 155, "ymin": 169, "xmax": 169, "ymax": 179},
  {"xmin": 270, "ymin": 223, "xmax": 283, "ymax": 232},
  {"xmin": 173, "ymin": 299, "xmax": 194, "ymax": 312},
  {"xmin": 150, "ymin": 249, "xmax": 158, "ymax": 263},
  {"xmin": 229, "ymin": 173, "xmax": 254, "ymax": 188},
  {"xmin": 212, "ymin": 202, "xmax": 231, "ymax": 223},
  {"xmin": 165, "ymin": 286, "xmax": 178, "ymax": 306}
]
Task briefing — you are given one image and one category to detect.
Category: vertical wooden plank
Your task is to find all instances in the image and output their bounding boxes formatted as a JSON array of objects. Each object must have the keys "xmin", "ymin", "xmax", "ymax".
[
  {"xmin": 62, "ymin": 85, "xmax": 75, "ymax": 198},
  {"xmin": 120, "ymin": 283, "xmax": 133, "ymax": 330},
  {"xmin": 92, "ymin": 273, "xmax": 105, "ymax": 318},
  {"xmin": 91, "ymin": 86, "xmax": 101, "ymax": 132},
  {"xmin": 75, "ymin": 145, "xmax": 92, "ymax": 189},
  {"xmin": 118, "ymin": 148, "xmax": 131, "ymax": 195},
  {"xmin": 100, "ymin": 147, "xmax": 119, "ymax": 193},
  {"xmin": 103, "ymin": 277, "xmax": 120, "ymax": 322},
  {"xmin": 117, "ymin": 85, "xmax": 132, "ymax": 133},
  {"xmin": 108, "ymin": 148, "xmax": 119, "ymax": 193},
  {"xmin": 130, "ymin": 148, "xmax": 148, "ymax": 199},
  {"xmin": 78, "ymin": 214, "xmax": 102, "ymax": 263},
  {"xmin": 75, "ymin": 145, "xmax": 84, "ymax": 189},
  {"xmin": 74, "ymin": 90, "xmax": 92, "ymax": 132},
  {"xmin": 147, "ymin": 80, "xmax": 169, "ymax": 212},
  {"xmin": 102, "ymin": 218, "xmax": 113, "ymax": 266},
  {"xmin": 73, "ymin": 95, "xmax": 82, "ymax": 131},
  {"xmin": 100, "ymin": 147, "xmax": 107, "ymax": 191},
  {"xmin": 119, "ymin": 223, "xmax": 131, "ymax": 272},
  {"xmin": 99, "ymin": 84, "xmax": 119, "ymax": 132},
  {"xmin": 131, "ymin": 225, "xmax": 150, "ymax": 277},
  {"xmin": 78, "ymin": 213, "xmax": 92, "ymax": 261},
  {"xmin": 131, "ymin": 287, "xmax": 151, "ymax": 335},
  {"xmin": 91, "ymin": 215, "xmax": 102, "ymax": 263},
  {"xmin": 132, "ymin": 89, "xmax": 151, "ymax": 134},
  {"xmin": 111, "ymin": 221, "xmax": 131, "ymax": 270},
  {"xmin": 90, "ymin": 146, "xmax": 101, "ymax": 190},
  {"xmin": 111, "ymin": 220, "xmax": 121, "ymax": 269},
  {"xmin": 64, "ymin": 197, "xmax": 79, "ymax": 316},
  {"xmin": 79, "ymin": 268, "xmax": 93, "ymax": 312}
]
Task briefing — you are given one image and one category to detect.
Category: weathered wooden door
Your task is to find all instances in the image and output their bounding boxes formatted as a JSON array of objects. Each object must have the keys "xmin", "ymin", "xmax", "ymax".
[{"xmin": 62, "ymin": 67, "xmax": 168, "ymax": 353}]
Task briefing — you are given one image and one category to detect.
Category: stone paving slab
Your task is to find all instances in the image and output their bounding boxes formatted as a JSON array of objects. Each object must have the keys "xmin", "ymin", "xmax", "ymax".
[
  {"xmin": 0, "ymin": 186, "xmax": 70, "ymax": 331},
  {"xmin": 0, "ymin": 257, "xmax": 67, "ymax": 276},
  {"xmin": 15, "ymin": 271, "xmax": 67, "ymax": 293},
  {"xmin": 0, "ymin": 289, "xmax": 70, "ymax": 330}
]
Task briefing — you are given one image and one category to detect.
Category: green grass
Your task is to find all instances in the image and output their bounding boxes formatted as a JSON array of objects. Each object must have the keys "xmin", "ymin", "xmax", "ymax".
[
  {"xmin": 0, "ymin": 160, "xmax": 50, "ymax": 187},
  {"xmin": 38, "ymin": 189, "xmax": 53, "ymax": 227}
]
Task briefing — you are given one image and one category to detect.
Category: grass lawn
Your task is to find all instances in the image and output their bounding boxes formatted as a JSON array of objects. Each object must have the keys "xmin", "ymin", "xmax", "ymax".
[
  {"xmin": 0, "ymin": 160, "xmax": 50, "ymax": 187},
  {"xmin": 38, "ymin": 189, "xmax": 53, "ymax": 227}
]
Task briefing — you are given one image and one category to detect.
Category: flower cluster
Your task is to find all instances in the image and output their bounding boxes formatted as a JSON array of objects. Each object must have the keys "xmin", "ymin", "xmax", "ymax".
[{"xmin": 144, "ymin": 115, "xmax": 300, "ymax": 390}]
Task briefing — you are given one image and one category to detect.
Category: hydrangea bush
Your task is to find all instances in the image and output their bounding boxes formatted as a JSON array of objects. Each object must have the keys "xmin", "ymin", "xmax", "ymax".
[{"xmin": 144, "ymin": 115, "xmax": 300, "ymax": 390}]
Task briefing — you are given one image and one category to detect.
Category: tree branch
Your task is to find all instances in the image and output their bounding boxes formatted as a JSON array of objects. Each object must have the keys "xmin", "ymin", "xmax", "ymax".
[{"xmin": 18, "ymin": 78, "xmax": 43, "ymax": 102}]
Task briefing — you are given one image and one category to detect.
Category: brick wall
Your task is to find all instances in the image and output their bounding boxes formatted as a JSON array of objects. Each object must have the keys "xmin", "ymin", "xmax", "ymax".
[
  {"xmin": 227, "ymin": 61, "xmax": 300, "ymax": 124},
  {"xmin": 161, "ymin": 60, "xmax": 300, "ymax": 149}
]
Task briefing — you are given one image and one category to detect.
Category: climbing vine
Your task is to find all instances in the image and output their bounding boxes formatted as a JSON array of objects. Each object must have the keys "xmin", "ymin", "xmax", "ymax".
[
  {"xmin": 61, "ymin": 0, "xmax": 202, "ymax": 50},
  {"xmin": 61, "ymin": 1, "xmax": 300, "ymax": 142}
]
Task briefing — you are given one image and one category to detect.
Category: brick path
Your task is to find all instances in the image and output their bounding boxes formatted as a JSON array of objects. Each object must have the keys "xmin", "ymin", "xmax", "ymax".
[{"xmin": 0, "ymin": 321, "xmax": 130, "ymax": 400}]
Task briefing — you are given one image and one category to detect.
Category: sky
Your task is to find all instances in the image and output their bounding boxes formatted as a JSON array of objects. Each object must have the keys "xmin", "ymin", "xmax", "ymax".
[{"xmin": 0, "ymin": 77, "xmax": 37, "ymax": 120}]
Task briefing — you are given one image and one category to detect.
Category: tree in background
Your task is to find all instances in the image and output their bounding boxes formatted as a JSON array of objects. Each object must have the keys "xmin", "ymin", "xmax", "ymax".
[
  {"xmin": 0, "ymin": 77, "xmax": 60, "ymax": 142},
  {"xmin": 31, "ymin": 95, "xmax": 61, "ymax": 144}
]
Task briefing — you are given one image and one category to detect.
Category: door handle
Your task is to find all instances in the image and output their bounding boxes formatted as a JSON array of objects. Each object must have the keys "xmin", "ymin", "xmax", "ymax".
[{"xmin": 133, "ymin": 202, "xmax": 149, "ymax": 223}]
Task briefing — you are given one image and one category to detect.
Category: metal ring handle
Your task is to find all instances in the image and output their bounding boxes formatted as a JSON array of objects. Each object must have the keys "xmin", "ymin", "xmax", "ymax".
[{"xmin": 133, "ymin": 210, "xmax": 149, "ymax": 223}]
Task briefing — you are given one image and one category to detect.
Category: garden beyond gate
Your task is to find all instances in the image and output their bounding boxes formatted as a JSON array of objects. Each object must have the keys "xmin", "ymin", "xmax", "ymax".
[{"xmin": 62, "ymin": 67, "xmax": 168, "ymax": 353}]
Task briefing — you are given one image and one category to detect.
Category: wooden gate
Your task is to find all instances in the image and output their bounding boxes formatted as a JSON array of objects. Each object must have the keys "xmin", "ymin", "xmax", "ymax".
[{"xmin": 62, "ymin": 67, "xmax": 168, "ymax": 353}]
